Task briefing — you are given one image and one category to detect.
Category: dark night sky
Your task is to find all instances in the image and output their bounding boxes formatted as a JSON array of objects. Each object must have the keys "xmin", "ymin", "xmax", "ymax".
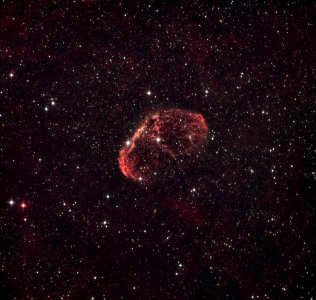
[{"xmin": 0, "ymin": 1, "xmax": 315, "ymax": 299}]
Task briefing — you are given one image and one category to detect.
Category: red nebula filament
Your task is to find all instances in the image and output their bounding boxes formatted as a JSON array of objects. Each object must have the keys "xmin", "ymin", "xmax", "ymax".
[{"xmin": 118, "ymin": 108, "xmax": 209, "ymax": 184}]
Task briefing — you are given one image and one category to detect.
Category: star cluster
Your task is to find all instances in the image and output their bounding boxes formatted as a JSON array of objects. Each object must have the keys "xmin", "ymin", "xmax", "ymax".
[{"xmin": 0, "ymin": 1, "xmax": 315, "ymax": 299}]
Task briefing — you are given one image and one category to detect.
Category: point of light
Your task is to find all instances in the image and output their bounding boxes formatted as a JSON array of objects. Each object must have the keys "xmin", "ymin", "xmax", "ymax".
[
  {"xmin": 9, "ymin": 199, "xmax": 14, "ymax": 206},
  {"xmin": 147, "ymin": 90, "xmax": 151, "ymax": 96},
  {"xmin": 156, "ymin": 137, "xmax": 161, "ymax": 142},
  {"xmin": 126, "ymin": 140, "xmax": 131, "ymax": 146},
  {"xmin": 20, "ymin": 202, "xmax": 27, "ymax": 208},
  {"xmin": 9, "ymin": 72, "xmax": 14, "ymax": 78}
]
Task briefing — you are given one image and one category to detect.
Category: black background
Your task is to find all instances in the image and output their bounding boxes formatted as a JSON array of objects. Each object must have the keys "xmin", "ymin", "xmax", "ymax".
[{"xmin": 0, "ymin": 1, "xmax": 315, "ymax": 299}]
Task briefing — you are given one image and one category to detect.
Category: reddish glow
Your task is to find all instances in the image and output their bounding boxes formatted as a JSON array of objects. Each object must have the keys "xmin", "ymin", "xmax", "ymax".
[
  {"xmin": 118, "ymin": 148, "xmax": 138, "ymax": 180},
  {"xmin": 162, "ymin": 196, "xmax": 207, "ymax": 226},
  {"xmin": 118, "ymin": 108, "xmax": 209, "ymax": 184},
  {"xmin": 20, "ymin": 202, "xmax": 27, "ymax": 208}
]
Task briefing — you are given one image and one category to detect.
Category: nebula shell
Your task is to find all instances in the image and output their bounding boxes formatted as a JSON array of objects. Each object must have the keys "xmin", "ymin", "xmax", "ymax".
[{"xmin": 118, "ymin": 108, "xmax": 209, "ymax": 184}]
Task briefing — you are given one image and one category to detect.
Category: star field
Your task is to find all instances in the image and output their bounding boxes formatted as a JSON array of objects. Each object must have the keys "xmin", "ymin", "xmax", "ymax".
[{"xmin": 0, "ymin": 1, "xmax": 315, "ymax": 299}]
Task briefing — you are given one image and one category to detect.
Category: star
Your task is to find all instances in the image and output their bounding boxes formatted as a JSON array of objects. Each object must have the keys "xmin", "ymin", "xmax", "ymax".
[{"xmin": 0, "ymin": 1, "xmax": 313, "ymax": 299}]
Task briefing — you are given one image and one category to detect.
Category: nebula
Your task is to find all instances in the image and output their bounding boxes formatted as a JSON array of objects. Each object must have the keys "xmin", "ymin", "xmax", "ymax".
[{"xmin": 118, "ymin": 108, "xmax": 209, "ymax": 183}]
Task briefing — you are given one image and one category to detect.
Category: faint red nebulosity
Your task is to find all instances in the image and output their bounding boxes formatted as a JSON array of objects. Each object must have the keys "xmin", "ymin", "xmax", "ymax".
[
  {"xmin": 118, "ymin": 108, "xmax": 209, "ymax": 184},
  {"xmin": 162, "ymin": 196, "xmax": 207, "ymax": 226}
]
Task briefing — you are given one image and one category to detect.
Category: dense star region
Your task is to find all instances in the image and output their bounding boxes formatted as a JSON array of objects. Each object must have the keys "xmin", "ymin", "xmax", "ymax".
[{"xmin": 0, "ymin": 1, "xmax": 315, "ymax": 300}]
